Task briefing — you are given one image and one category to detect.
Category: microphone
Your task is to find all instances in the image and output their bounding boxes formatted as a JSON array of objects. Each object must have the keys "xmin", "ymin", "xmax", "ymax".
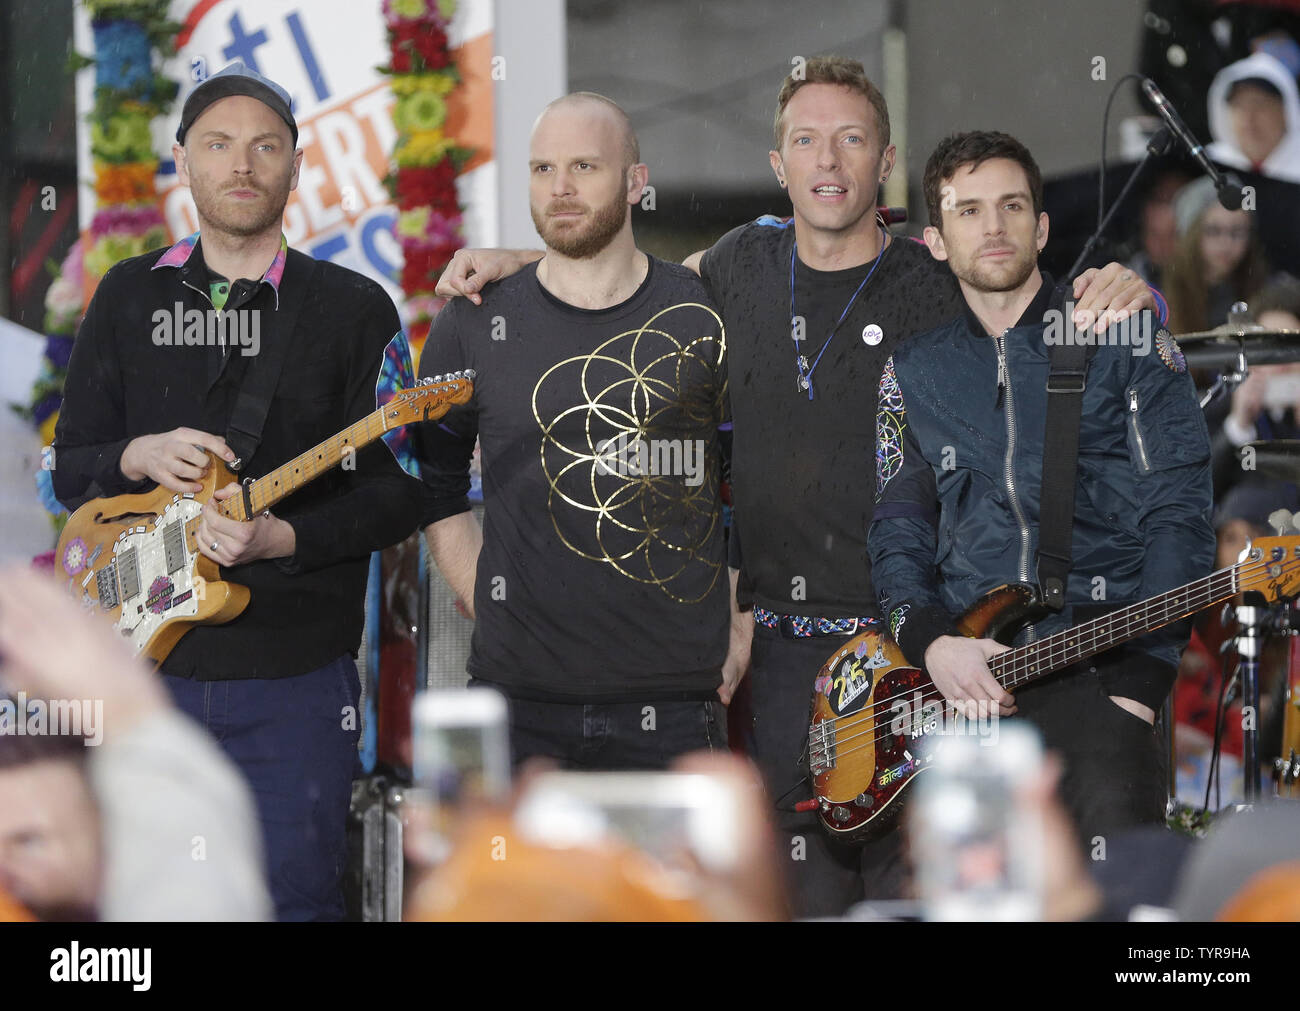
[{"xmin": 1141, "ymin": 77, "xmax": 1244, "ymax": 210}]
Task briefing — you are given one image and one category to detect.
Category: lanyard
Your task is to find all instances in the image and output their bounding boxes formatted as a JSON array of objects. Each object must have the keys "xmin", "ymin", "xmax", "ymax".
[{"xmin": 789, "ymin": 225, "xmax": 887, "ymax": 401}]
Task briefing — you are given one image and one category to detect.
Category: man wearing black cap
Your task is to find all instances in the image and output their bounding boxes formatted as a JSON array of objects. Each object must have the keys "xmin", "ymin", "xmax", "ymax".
[{"xmin": 53, "ymin": 62, "xmax": 423, "ymax": 920}]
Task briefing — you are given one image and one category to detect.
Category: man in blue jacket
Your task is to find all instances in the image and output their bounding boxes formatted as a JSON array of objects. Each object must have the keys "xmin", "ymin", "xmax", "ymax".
[{"xmin": 869, "ymin": 131, "xmax": 1215, "ymax": 839}]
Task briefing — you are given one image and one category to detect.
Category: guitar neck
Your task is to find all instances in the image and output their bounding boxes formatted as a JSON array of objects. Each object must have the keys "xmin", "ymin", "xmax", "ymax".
[
  {"xmin": 990, "ymin": 564, "xmax": 1242, "ymax": 690},
  {"xmin": 220, "ymin": 404, "xmax": 393, "ymax": 519}
]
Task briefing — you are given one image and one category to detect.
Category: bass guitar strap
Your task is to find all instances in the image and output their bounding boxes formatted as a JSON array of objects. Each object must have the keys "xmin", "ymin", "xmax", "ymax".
[{"xmin": 1035, "ymin": 332, "xmax": 1093, "ymax": 613}]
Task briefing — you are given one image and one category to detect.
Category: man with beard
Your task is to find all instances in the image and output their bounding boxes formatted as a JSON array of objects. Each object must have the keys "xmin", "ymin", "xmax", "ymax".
[
  {"xmin": 52, "ymin": 62, "xmax": 422, "ymax": 920},
  {"xmin": 413, "ymin": 93, "xmax": 738, "ymax": 769},
  {"xmin": 432, "ymin": 58, "xmax": 1159, "ymax": 916},
  {"xmin": 869, "ymin": 131, "xmax": 1213, "ymax": 843}
]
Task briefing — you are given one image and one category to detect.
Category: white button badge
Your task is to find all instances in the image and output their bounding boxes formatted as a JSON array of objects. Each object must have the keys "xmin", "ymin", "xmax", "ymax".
[{"xmin": 862, "ymin": 323, "xmax": 883, "ymax": 346}]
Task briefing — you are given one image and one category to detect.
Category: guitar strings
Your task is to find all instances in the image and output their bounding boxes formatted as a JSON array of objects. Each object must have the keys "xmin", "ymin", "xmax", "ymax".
[
  {"xmin": 180, "ymin": 407, "xmax": 389, "ymax": 538},
  {"xmin": 836, "ymin": 562, "xmax": 1256, "ymax": 723},
  {"xmin": 810, "ymin": 557, "xmax": 1284, "ymax": 768},
  {"xmin": 818, "ymin": 564, "xmax": 1253, "ymax": 764},
  {"xmin": 822, "ymin": 563, "xmax": 1252, "ymax": 736},
  {"xmin": 176, "ymin": 382, "xmax": 459, "ymax": 542},
  {"xmin": 817, "ymin": 562, "xmax": 1272, "ymax": 768}
]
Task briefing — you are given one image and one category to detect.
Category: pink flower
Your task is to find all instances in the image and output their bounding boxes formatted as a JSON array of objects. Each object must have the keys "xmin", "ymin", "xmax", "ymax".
[{"xmin": 89, "ymin": 204, "xmax": 166, "ymax": 238}]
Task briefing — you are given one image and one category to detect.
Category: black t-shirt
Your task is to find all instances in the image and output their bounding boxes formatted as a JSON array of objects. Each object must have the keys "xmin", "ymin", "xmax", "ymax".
[
  {"xmin": 700, "ymin": 216, "xmax": 963, "ymax": 618},
  {"xmin": 414, "ymin": 256, "xmax": 729, "ymax": 702}
]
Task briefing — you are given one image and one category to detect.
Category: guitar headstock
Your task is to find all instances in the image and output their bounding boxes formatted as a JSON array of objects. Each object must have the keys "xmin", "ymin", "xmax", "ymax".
[
  {"xmin": 1237, "ymin": 536, "xmax": 1300, "ymax": 602},
  {"xmin": 384, "ymin": 371, "xmax": 476, "ymax": 427}
]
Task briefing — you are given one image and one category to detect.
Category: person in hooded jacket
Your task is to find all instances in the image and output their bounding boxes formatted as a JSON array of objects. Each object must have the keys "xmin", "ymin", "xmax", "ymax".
[{"xmin": 1206, "ymin": 49, "xmax": 1300, "ymax": 185}]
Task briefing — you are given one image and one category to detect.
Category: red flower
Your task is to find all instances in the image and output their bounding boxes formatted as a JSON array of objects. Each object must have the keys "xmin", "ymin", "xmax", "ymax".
[
  {"xmin": 401, "ymin": 241, "xmax": 459, "ymax": 294},
  {"xmin": 390, "ymin": 23, "xmax": 449, "ymax": 73},
  {"xmin": 395, "ymin": 162, "xmax": 459, "ymax": 210},
  {"xmin": 414, "ymin": 26, "xmax": 450, "ymax": 70},
  {"xmin": 390, "ymin": 23, "xmax": 419, "ymax": 72}
]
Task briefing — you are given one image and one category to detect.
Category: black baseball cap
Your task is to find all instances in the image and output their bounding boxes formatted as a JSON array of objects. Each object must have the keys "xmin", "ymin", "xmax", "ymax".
[{"xmin": 176, "ymin": 60, "xmax": 298, "ymax": 145}]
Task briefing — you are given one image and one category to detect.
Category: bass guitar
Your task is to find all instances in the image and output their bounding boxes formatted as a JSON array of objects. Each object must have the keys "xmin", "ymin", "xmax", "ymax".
[
  {"xmin": 807, "ymin": 536, "xmax": 1300, "ymax": 842},
  {"xmin": 53, "ymin": 372, "xmax": 473, "ymax": 663}
]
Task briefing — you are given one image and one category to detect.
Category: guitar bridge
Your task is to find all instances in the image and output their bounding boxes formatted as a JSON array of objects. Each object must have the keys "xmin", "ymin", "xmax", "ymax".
[
  {"xmin": 809, "ymin": 720, "xmax": 837, "ymax": 774},
  {"xmin": 96, "ymin": 563, "xmax": 119, "ymax": 609}
]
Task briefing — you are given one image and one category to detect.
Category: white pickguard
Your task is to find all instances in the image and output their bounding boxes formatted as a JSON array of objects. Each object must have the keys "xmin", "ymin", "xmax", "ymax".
[{"xmin": 111, "ymin": 496, "xmax": 206, "ymax": 654}]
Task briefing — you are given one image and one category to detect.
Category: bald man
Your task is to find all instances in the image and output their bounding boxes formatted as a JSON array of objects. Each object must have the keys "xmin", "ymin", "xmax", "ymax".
[{"xmin": 412, "ymin": 93, "xmax": 743, "ymax": 770}]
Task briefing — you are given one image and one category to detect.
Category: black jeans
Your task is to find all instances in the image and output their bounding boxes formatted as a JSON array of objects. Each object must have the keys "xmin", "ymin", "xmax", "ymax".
[
  {"xmin": 470, "ymin": 679, "xmax": 727, "ymax": 771},
  {"xmin": 747, "ymin": 626, "xmax": 907, "ymax": 919},
  {"xmin": 1013, "ymin": 663, "xmax": 1168, "ymax": 847}
]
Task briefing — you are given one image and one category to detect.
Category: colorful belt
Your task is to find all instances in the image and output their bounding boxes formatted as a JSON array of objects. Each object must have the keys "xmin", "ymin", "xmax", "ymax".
[{"xmin": 753, "ymin": 606, "xmax": 881, "ymax": 639}]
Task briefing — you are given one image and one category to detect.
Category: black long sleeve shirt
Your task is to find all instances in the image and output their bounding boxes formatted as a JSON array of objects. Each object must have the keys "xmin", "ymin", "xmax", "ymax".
[{"xmin": 53, "ymin": 235, "xmax": 424, "ymax": 679}]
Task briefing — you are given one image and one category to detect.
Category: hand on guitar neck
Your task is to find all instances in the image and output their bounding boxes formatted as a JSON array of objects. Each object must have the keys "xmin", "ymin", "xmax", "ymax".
[
  {"xmin": 197, "ymin": 484, "xmax": 296, "ymax": 568},
  {"xmin": 923, "ymin": 635, "xmax": 1016, "ymax": 718},
  {"xmin": 924, "ymin": 634, "xmax": 1156, "ymax": 725}
]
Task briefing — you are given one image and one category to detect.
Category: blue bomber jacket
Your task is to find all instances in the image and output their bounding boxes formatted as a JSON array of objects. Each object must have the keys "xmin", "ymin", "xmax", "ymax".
[{"xmin": 867, "ymin": 273, "xmax": 1215, "ymax": 711}]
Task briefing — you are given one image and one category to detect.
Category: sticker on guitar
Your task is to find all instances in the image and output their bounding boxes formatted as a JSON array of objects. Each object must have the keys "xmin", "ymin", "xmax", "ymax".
[{"xmin": 829, "ymin": 638, "xmax": 891, "ymax": 716}]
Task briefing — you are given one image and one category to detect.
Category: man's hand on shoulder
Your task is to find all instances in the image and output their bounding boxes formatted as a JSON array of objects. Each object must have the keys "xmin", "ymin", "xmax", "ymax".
[
  {"xmin": 682, "ymin": 249, "xmax": 707, "ymax": 276},
  {"xmin": 1070, "ymin": 262, "xmax": 1156, "ymax": 334},
  {"xmin": 120, "ymin": 428, "xmax": 237, "ymax": 494},
  {"xmin": 922, "ymin": 635, "xmax": 1016, "ymax": 718},
  {"xmin": 435, "ymin": 248, "xmax": 543, "ymax": 305}
]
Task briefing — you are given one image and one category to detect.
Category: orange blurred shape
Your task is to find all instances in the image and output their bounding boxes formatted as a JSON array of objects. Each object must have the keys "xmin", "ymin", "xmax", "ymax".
[
  {"xmin": 1217, "ymin": 861, "xmax": 1300, "ymax": 921},
  {"xmin": 406, "ymin": 815, "xmax": 709, "ymax": 922},
  {"xmin": 0, "ymin": 886, "xmax": 36, "ymax": 922},
  {"xmin": 446, "ymin": 34, "xmax": 494, "ymax": 173}
]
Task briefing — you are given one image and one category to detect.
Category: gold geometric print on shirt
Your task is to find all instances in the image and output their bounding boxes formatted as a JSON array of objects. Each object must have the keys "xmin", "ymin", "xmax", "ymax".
[{"xmin": 531, "ymin": 302, "xmax": 726, "ymax": 603}]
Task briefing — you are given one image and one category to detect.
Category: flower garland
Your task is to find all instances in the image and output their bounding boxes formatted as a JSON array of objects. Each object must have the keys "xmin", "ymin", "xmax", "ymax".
[
  {"xmin": 382, "ymin": 0, "xmax": 473, "ymax": 359},
  {"xmin": 79, "ymin": 0, "xmax": 179, "ymax": 287},
  {"xmin": 23, "ymin": 0, "xmax": 180, "ymax": 534}
]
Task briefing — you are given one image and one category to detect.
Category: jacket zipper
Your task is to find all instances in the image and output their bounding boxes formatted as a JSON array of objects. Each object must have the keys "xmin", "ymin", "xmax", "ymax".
[
  {"xmin": 995, "ymin": 332, "xmax": 1033, "ymax": 588},
  {"xmin": 182, "ymin": 278, "xmax": 215, "ymax": 307},
  {"xmin": 1128, "ymin": 389, "xmax": 1152, "ymax": 473}
]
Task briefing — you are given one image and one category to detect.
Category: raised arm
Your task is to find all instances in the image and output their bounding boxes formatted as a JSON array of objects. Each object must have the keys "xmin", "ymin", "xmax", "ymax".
[{"xmin": 435, "ymin": 248, "xmax": 544, "ymax": 305}]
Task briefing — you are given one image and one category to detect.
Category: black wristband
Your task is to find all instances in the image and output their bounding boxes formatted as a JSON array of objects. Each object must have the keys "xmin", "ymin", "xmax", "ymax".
[{"xmin": 894, "ymin": 604, "xmax": 959, "ymax": 674}]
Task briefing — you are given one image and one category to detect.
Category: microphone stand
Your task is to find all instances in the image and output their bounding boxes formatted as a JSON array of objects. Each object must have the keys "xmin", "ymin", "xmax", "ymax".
[
  {"xmin": 1066, "ymin": 126, "xmax": 1173, "ymax": 280},
  {"xmin": 1230, "ymin": 593, "xmax": 1266, "ymax": 802}
]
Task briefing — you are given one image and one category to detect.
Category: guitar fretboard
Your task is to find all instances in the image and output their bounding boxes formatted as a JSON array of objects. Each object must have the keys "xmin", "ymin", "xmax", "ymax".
[
  {"xmin": 990, "ymin": 565, "xmax": 1246, "ymax": 689},
  {"xmin": 229, "ymin": 411, "xmax": 386, "ymax": 518}
]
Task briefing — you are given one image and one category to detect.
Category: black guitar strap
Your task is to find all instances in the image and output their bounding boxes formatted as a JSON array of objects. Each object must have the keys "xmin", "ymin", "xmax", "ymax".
[
  {"xmin": 1035, "ymin": 335, "xmax": 1092, "ymax": 613},
  {"xmin": 224, "ymin": 251, "xmax": 321, "ymax": 478}
]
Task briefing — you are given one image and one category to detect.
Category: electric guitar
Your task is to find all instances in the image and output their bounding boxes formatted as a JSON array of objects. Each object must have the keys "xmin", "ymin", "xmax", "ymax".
[
  {"xmin": 53, "ymin": 372, "xmax": 474, "ymax": 663},
  {"xmin": 807, "ymin": 536, "xmax": 1300, "ymax": 842}
]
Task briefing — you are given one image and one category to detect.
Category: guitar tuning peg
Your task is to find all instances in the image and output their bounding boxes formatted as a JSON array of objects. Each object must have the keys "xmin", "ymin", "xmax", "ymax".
[
  {"xmin": 463, "ymin": 369, "xmax": 476, "ymax": 379},
  {"xmin": 1269, "ymin": 509, "xmax": 1298, "ymax": 536}
]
